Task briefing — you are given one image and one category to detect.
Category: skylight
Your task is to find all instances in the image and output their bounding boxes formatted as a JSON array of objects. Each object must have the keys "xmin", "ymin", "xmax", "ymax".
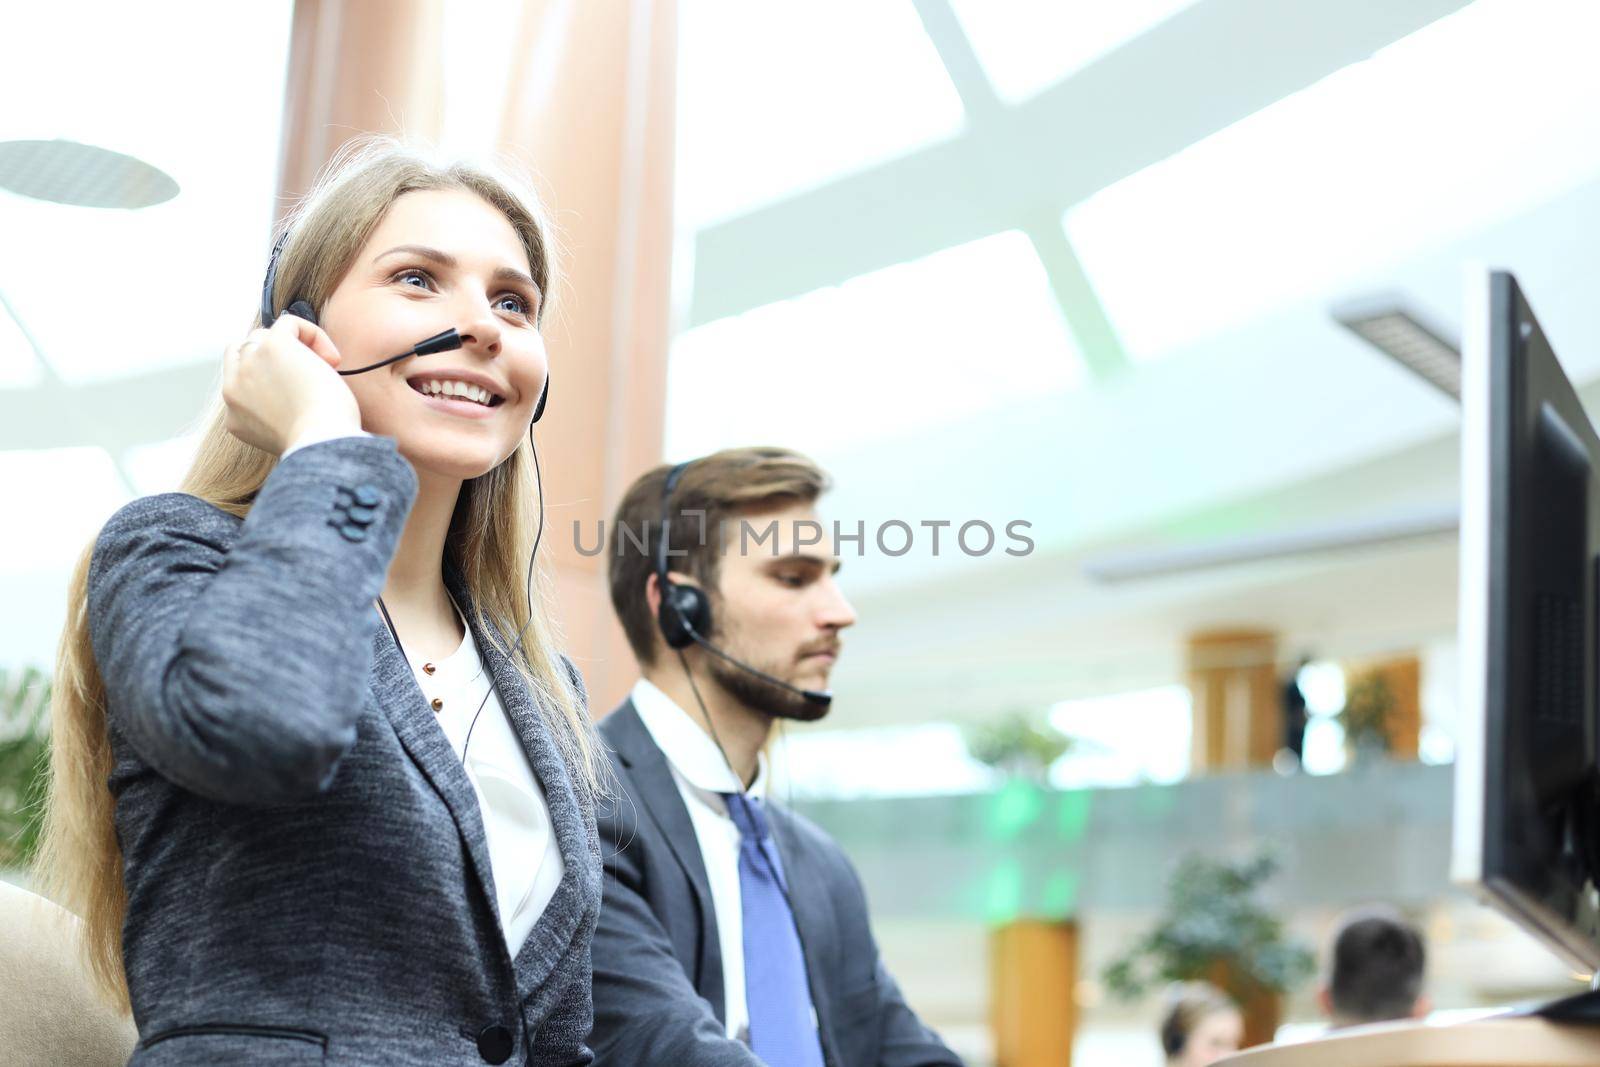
[
  {"xmin": 1062, "ymin": 0, "xmax": 1600, "ymax": 362},
  {"xmin": 675, "ymin": 0, "xmax": 966, "ymax": 230},
  {"xmin": 664, "ymin": 229, "xmax": 1085, "ymax": 461}
]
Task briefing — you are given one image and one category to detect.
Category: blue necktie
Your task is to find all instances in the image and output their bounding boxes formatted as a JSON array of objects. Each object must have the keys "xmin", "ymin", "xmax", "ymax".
[{"xmin": 722, "ymin": 792, "xmax": 826, "ymax": 1067}]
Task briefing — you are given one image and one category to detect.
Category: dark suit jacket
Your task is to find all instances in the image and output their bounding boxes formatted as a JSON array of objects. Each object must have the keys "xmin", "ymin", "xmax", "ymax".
[
  {"xmin": 590, "ymin": 700, "xmax": 962, "ymax": 1067},
  {"xmin": 86, "ymin": 436, "xmax": 601, "ymax": 1066}
]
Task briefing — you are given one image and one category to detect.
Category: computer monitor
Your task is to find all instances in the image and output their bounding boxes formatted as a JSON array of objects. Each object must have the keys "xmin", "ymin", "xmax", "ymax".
[{"xmin": 1454, "ymin": 268, "xmax": 1600, "ymax": 973}]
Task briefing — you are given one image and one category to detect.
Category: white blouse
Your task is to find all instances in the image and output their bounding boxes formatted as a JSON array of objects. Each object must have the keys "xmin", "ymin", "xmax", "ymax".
[{"xmin": 410, "ymin": 601, "xmax": 564, "ymax": 956}]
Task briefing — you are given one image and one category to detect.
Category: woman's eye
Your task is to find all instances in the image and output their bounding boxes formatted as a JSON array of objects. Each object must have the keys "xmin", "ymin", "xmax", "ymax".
[
  {"xmin": 394, "ymin": 269, "xmax": 433, "ymax": 290},
  {"xmin": 495, "ymin": 293, "xmax": 530, "ymax": 316}
]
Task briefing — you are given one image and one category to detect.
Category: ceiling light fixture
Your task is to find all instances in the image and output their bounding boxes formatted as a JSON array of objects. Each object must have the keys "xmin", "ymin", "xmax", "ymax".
[
  {"xmin": 0, "ymin": 138, "xmax": 178, "ymax": 209},
  {"xmin": 1334, "ymin": 299, "xmax": 1460, "ymax": 400}
]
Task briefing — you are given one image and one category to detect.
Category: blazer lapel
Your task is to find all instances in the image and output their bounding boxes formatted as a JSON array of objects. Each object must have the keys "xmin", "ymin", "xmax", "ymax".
[
  {"xmin": 769, "ymin": 809, "xmax": 844, "ymax": 1066},
  {"xmin": 463, "ymin": 605, "xmax": 597, "ymax": 1007},
  {"xmin": 369, "ymin": 613, "xmax": 500, "ymax": 936},
  {"xmin": 606, "ymin": 702, "xmax": 727, "ymax": 1022}
]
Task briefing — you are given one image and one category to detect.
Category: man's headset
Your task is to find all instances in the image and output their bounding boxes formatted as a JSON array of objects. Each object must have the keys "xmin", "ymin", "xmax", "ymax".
[
  {"xmin": 260, "ymin": 229, "xmax": 549, "ymax": 421},
  {"xmin": 261, "ymin": 227, "xmax": 553, "ymax": 759},
  {"xmin": 655, "ymin": 460, "xmax": 832, "ymax": 709}
]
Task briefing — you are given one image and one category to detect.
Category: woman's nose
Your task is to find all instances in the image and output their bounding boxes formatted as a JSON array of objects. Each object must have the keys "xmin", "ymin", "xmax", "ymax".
[{"xmin": 455, "ymin": 295, "xmax": 503, "ymax": 356}]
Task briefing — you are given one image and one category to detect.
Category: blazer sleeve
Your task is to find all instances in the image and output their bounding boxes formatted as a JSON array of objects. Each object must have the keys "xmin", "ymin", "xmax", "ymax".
[
  {"xmin": 871, "ymin": 958, "xmax": 964, "ymax": 1067},
  {"xmin": 590, "ymin": 790, "xmax": 763, "ymax": 1067},
  {"xmin": 87, "ymin": 436, "xmax": 418, "ymax": 806}
]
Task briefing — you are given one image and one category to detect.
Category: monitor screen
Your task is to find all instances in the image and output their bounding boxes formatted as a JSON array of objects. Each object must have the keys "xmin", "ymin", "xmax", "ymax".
[{"xmin": 1453, "ymin": 268, "xmax": 1600, "ymax": 972}]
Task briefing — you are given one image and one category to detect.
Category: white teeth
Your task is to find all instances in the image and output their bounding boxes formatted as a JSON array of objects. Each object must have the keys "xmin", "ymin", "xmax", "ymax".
[{"xmin": 416, "ymin": 379, "xmax": 494, "ymax": 406}]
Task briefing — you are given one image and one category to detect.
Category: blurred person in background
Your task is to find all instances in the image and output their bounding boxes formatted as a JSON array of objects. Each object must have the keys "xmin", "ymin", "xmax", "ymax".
[
  {"xmin": 37, "ymin": 139, "xmax": 605, "ymax": 1065},
  {"xmin": 1160, "ymin": 981, "xmax": 1243, "ymax": 1067},
  {"xmin": 1318, "ymin": 906, "xmax": 1430, "ymax": 1029},
  {"xmin": 1280, "ymin": 655, "xmax": 1312, "ymax": 767},
  {"xmin": 590, "ymin": 449, "xmax": 963, "ymax": 1066}
]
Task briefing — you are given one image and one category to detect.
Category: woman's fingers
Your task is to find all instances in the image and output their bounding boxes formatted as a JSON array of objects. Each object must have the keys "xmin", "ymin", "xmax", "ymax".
[
  {"xmin": 220, "ymin": 317, "xmax": 358, "ymax": 455},
  {"xmin": 270, "ymin": 312, "xmax": 342, "ymax": 369}
]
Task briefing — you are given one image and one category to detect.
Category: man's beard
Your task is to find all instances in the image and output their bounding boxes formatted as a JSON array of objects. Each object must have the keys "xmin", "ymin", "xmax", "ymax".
[{"xmin": 706, "ymin": 644, "xmax": 831, "ymax": 723}]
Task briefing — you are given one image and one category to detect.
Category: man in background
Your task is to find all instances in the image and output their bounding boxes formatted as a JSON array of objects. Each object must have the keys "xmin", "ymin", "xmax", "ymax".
[
  {"xmin": 1319, "ymin": 906, "xmax": 1431, "ymax": 1029},
  {"xmin": 590, "ymin": 447, "xmax": 963, "ymax": 1067}
]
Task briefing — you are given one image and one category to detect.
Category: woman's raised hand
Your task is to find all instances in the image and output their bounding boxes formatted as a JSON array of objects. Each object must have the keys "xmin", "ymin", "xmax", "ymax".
[{"xmin": 222, "ymin": 313, "xmax": 362, "ymax": 457}]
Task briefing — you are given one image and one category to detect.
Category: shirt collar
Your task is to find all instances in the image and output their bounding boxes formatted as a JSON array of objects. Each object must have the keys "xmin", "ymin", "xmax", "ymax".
[{"xmin": 630, "ymin": 678, "xmax": 767, "ymax": 799}]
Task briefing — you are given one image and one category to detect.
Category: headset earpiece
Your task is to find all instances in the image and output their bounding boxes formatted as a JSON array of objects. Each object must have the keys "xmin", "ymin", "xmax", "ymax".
[
  {"xmin": 261, "ymin": 231, "xmax": 318, "ymax": 327},
  {"xmin": 658, "ymin": 580, "xmax": 711, "ymax": 651},
  {"xmin": 531, "ymin": 377, "xmax": 549, "ymax": 424},
  {"xmin": 656, "ymin": 461, "xmax": 711, "ymax": 649}
]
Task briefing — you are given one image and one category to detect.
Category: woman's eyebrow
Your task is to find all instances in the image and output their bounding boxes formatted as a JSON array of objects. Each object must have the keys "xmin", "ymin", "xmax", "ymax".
[{"xmin": 373, "ymin": 244, "xmax": 541, "ymax": 295}]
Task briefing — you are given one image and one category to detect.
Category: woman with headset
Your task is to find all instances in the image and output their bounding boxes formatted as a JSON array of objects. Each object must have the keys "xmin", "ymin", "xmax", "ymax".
[{"xmin": 40, "ymin": 139, "xmax": 604, "ymax": 1065}]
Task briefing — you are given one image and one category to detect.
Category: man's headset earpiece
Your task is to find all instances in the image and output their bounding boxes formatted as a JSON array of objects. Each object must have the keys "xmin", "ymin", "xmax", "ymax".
[
  {"xmin": 260, "ymin": 227, "xmax": 549, "ymax": 421},
  {"xmin": 655, "ymin": 461, "xmax": 831, "ymax": 708},
  {"xmin": 656, "ymin": 462, "xmax": 713, "ymax": 649}
]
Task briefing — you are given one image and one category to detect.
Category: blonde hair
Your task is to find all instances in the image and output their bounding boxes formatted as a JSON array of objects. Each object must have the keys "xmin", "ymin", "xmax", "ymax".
[{"xmin": 38, "ymin": 137, "xmax": 601, "ymax": 1012}]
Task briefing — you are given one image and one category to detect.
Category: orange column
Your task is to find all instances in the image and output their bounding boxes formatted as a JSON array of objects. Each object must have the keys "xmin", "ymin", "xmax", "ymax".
[
  {"xmin": 1186, "ymin": 629, "xmax": 1281, "ymax": 772},
  {"xmin": 990, "ymin": 920, "xmax": 1078, "ymax": 1067},
  {"xmin": 276, "ymin": 0, "xmax": 446, "ymax": 202},
  {"xmin": 496, "ymin": 0, "xmax": 677, "ymax": 715}
]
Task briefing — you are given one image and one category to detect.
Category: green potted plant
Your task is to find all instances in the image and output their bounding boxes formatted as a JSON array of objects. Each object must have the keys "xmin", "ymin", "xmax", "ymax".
[
  {"xmin": 0, "ymin": 665, "xmax": 52, "ymax": 869},
  {"xmin": 964, "ymin": 711, "xmax": 1073, "ymax": 783},
  {"xmin": 1339, "ymin": 669, "xmax": 1396, "ymax": 765},
  {"xmin": 1103, "ymin": 851, "xmax": 1314, "ymax": 1048}
]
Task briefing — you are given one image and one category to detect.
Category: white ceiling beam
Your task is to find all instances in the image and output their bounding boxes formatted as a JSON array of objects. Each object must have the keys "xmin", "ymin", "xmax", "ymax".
[
  {"xmin": 687, "ymin": 0, "xmax": 1472, "ymax": 329},
  {"xmin": 912, "ymin": 0, "xmax": 1131, "ymax": 377}
]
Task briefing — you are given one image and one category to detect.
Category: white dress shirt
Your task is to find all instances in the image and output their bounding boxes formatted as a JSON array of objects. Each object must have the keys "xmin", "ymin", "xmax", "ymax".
[
  {"xmin": 630, "ymin": 678, "xmax": 769, "ymax": 1043},
  {"xmin": 410, "ymin": 598, "xmax": 564, "ymax": 956}
]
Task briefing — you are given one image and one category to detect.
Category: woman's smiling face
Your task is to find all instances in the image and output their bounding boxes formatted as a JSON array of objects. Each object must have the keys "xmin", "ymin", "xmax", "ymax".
[{"xmin": 316, "ymin": 187, "xmax": 548, "ymax": 481}]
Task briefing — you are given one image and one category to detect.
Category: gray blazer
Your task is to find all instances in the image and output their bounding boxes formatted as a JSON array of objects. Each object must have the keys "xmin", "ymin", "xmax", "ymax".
[
  {"xmin": 591, "ymin": 701, "xmax": 963, "ymax": 1067},
  {"xmin": 86, "ymin": 436, "xmax": 600, "ymax": 1066}
]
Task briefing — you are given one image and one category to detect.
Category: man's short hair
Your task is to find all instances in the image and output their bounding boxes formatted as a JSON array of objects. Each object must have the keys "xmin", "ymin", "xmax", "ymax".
[
  {"xmin": 1327, "ymin": 906, "xmax": 1426, "ymax": 1024},
  {"xmin": 606, "ymin": 447, "xmax": 830, "ymax": 666}
]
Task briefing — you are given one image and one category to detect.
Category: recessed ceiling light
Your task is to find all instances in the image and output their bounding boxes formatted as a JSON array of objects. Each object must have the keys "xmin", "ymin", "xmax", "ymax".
[
  {"xmin": 1334, "ymin": 301, "xmax": 1460, "ymax": 400},
  {"xmin": 0, "ymin": 139, "xmax": 178, "ymax": 209}
]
